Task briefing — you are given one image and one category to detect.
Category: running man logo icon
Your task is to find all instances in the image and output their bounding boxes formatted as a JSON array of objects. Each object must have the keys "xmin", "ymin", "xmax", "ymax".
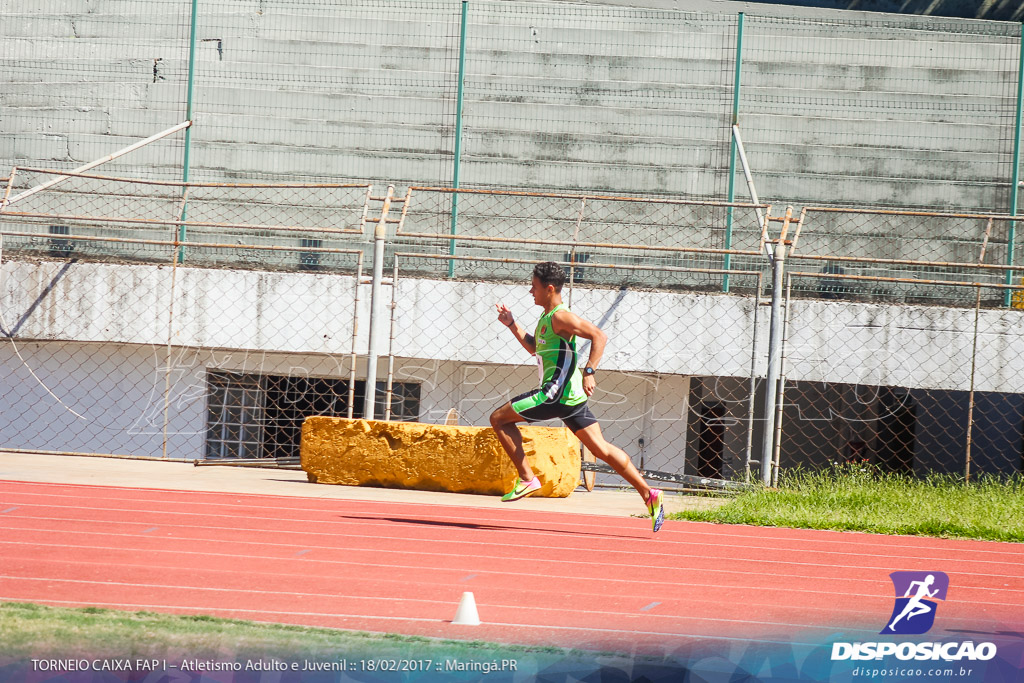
[{"xmin": 881, "ymin": 571, "xmax": 949, "ymax": 635}]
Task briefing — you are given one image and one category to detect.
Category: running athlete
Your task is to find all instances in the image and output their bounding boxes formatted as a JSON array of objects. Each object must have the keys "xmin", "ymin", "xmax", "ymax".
[{"xmin": 489, "ymin": 262, "xmax": 665, "ymax": 532}]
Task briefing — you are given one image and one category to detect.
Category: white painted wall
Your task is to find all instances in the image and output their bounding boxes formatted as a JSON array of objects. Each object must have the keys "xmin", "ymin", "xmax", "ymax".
[
  {"xmin": 0, "ymin": 339, "xmax": 691, "ymax": 477},
  {"xmin": 4, "ymin": 259, "xmax": 1023, "ymax": 393},
  {"xmin": 4, "ymin": 259, "xmax": 1023, "ymax": 474}
]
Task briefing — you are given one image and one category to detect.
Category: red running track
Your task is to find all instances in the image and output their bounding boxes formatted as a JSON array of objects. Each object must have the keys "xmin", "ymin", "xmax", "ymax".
[{"xmin": 1, "ymin": 479, "xmax": 1022, "ymax": 656}]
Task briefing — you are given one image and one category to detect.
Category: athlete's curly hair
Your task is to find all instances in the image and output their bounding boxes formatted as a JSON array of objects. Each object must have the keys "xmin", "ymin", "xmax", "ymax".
[{"xmin": 533, "ymin": 261, "xmax": 566, "ymax": 291}]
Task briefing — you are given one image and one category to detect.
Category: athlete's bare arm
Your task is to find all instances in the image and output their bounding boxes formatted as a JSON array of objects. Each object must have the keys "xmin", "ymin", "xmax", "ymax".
[
  {"xmin": 551, "ymin": 309, "xmax": 606, "ymax": 396},
  {"xmin": 496, "ymin": 303, "xmax": 536, "ymax": 354}
]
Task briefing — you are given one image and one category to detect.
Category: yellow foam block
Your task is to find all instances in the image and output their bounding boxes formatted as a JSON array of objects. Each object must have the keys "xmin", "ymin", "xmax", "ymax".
[{"xmin": 300, "ymin": 417, "xmax": 580, "ymax": 497}]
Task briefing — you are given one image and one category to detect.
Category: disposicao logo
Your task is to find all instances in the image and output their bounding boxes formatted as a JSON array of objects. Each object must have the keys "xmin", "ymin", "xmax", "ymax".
[
  {"xmin": 881, "ymin": 571, "xmax": 949, "ymax": 635},
  {"xmin": 831, "ymin": 571, "xmax": 998, "ymax": 663}
]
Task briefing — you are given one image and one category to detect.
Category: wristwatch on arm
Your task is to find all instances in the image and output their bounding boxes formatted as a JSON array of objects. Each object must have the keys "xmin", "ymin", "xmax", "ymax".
[{"xmin": 582, "ymin": 366, "xmax": 596, "ymax": 377}]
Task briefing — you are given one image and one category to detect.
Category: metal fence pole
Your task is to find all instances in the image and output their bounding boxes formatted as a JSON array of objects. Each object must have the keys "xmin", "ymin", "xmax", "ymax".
[
  {"xmin": 364, "ymin": 185, "xmax": 395, "ymax": 420},
  {"xmin": 1006, "ymin": 23, "xmax": 1024, "ymax": 307},
  {"xmin": 723, "ymin": 12, "xmax": 744, "ymax": 293},
  {"xmin": 448, "ymin": 0, "xmax": 469, "ymax": 278},
  {"xmin": 744, "ymin": 270, "xmax": 763, "ymax": 482},
  {"xmin": 965, "ymin": 286, "xmax": 983, "ymax": 481},
  {"xmin": 761, "ymin": 238, "xmax": 785, "ymax": 485},
  {"xmin": 178, "ymin": 0, "xmax": 199, "ymax": 264},
  {"xmin": 772, "ymin": 271, "xmax": 793, "ymax": 488}
]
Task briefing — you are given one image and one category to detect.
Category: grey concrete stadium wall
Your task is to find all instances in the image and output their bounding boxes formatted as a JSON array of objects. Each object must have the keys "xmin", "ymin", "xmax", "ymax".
[{"xmin": 0, "ymin": 0, "xmax": 1019, "ymax": 216}]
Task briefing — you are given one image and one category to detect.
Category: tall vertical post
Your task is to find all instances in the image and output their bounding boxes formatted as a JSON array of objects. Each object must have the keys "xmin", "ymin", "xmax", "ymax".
[
  {"xmin": 364, "ymin": 186, "xmax": 395, "ymax": 421},
  {"xmin": 761, "ymin": 238, "xmax": 785, "ymax": 486},
  {"xmin": 178, "ymin": 0, "xmax": 200, "ymax": 264},
  {"xmin": 1006, "ymin": 23, "xmax": 1024, "ymax": 306},
  {"xmin": 448, "ymin": 0, "xmax": 469, "ymax": 278},
  {"xmin": 723, "ymin": 12, "xmax": 744, "ymax": 293}
]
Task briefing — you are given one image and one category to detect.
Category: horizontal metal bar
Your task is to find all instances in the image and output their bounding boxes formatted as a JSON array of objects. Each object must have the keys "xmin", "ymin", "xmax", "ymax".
[
  {"xmin": 12, "ymin": 167, "xmax": 371, "ymax": 190},
  {"xmin": 409, "ymin": 185, "xmax": 769, "ymax": 210},
  {"xmin": 1, "ymin": 230, "xmax": 364, "ymax": 254},
  {"xmin": 0, "ymin": 447, "xmax": 181, "ymax": 462},
  {"xmin": 803, "ymin": 206, "xmax": 1016, "ymax": 221},
  {"xmin": 194, "ymin": 457, "xmax": 301, "ymax": 469},
  {"xmin": 789, "ymin": 270, "xmax": 1024, "ymax": 290},
  {"xmin": 0, "ymin": 210, "xmax": 365, "ymax": 235},
  {"xmin": 788, "ymin": 252, "xmax": 1024, "ymax": 273},
  {"xmin": 394, "ymin": 252, "xmax": 763, "ymax": 277},
  {"xmin": 580, "ymin": 461, "xmax": 751, "ymax": 491},
  {"xmin": 394, "ymin": 231, "xmax": 764, "ymax": 257}
]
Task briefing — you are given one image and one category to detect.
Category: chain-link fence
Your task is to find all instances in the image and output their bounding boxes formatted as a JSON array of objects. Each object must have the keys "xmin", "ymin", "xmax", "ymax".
[
  {"xmin": 0, "ymin": 170, "xmax": 382, "ymax": 460},
  {"xmin": 5, "ymin": 173, "xmax": 1024, "ymax": 482},
  {"xmin": 788, "ymin": 207, "xmax": 1020, "ymax": 306},
  {"xmin": 1, "ymin": 0, "xmax": 192, "ymax": 181},
  {"xmin": 775, "ymin": 276, "xmax": 1024, "ymax": 480},
  {"xmin": 771, "ymin": 207, "xmax": 1024, "ymax": 482},
  {"xmin": 3, "ymin": 1, "xmax": 1022, "ymax": 215},
  {"xmin": 386, "ymin": 187, "xmax": 768, "ymax": 486},
  {"xmin": 739, "ymin": 15, "xmax": 1021, "ymax": 213}
]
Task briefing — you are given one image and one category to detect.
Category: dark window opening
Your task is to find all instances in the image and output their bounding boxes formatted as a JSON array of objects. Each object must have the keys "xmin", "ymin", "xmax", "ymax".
[
  {"xmin": 563, "ymin": 251, "xmax": 591, "ymax": 283},
  {"xmin": 299, "ymin": 238, "xmax": 322, "ymax": 271},
  {"xmin": 875, "ymin": 387, "xmax": 916, "ymax": 475},
  {"xmin": 696, "ymin": 401, "xmax": 726, "ymax": 479},
  {"xmin": 49, "ymin": 225, "xmax": 74, "ymax": 257},
  {"xmin": 206, "ymin": 370, "xmax": 420, "ymax": 459}
]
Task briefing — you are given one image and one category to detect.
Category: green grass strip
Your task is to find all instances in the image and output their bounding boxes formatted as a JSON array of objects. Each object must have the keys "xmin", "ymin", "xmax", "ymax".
[
  {"xmin": 673, "ymin": 467, "xmax": 1024, "ymax": 543},
  {"xmin": 0, "ymin": 602, "xmax": 572, "ymax": 662}
]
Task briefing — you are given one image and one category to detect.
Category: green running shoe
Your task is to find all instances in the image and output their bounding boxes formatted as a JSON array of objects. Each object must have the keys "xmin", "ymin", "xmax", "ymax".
[
  {"xmin": 647, "ymin": 488, "xmax": 664, "ymax": 532},
  {"xmin": 501, "ymin": 476, "xmax": 541, "ymax": 502}
]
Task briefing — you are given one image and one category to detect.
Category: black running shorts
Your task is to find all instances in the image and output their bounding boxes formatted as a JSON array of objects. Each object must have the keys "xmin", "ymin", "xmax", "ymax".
[{"xmin": 509, "ymin": 390, "xmax": 598, "ymax": 433}]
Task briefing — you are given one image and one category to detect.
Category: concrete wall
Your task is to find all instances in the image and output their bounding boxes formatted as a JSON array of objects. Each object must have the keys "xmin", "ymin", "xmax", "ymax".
[
  {"xmin": 3, "ymin": 258, "xmax": 1023, "ymax": 475},
  {"xmin": 1, "ymin": 0, "xmax": 1018, "ymax": 216},
  {"xmin": 4, "ymin": 259, "xmax": 1023, "ymax": 392},
  {"xmin": 0, "ymin": 338, "xmax": 690, "ymax": 473}
]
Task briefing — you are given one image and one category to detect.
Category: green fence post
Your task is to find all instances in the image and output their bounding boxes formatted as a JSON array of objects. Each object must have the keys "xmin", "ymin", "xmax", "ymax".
[
  {"xmin": 723, "ymin": 12, "xmax": 744, "ymax": 293},
  {"xmin": 448, "ymin": 0, "xmax": 468, "ymax": 278},
  {"xmin": 178, "ymin": 0, "xmax": 199, "ymax": 264},
  {"xmin": 1006, "ymin": 22, "xmax": 1024, "ymax": 307}
]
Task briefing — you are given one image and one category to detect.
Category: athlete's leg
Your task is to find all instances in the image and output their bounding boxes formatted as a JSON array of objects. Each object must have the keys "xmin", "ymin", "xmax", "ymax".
[
  {"xmin": 574, "ymin": 421, "xmax": 651, "ymax": 503},
  {"xmin": 489, "ymin": 402, "xmax": 534, "ymax": 481}
]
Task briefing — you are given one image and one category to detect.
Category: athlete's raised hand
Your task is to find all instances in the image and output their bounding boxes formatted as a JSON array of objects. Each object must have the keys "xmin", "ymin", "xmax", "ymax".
[{"xmin": 495, "ymin": 303, "xmax": 514, "ymax": 328}]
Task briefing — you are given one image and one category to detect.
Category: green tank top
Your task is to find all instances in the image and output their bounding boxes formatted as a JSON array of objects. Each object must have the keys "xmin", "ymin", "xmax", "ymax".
[{"xmin": 534, "ymin": 304, "xmax": 587, "ymax": 406}]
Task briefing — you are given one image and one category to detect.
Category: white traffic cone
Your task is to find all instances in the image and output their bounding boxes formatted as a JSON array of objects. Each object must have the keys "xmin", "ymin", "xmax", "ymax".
[{"xmin": 452, "ymin": 591, "xmax": 480, "ymax": 625}]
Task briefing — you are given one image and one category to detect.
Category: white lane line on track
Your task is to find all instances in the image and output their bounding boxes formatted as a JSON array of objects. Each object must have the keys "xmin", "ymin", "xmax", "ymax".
[
  {"xmin": 0, "ymin": 485, "xmax": 629, "ymax": 529},
  {"xmin": 4, "ymin": 483, "xmax": 1020, "ymax": 557},
  {"xmin": 4, "ymin": 540, "xmax": 1023, "ymax": 607},
  {"xmin": 8, "ymin": 505, "xmax": 1024, "ymax": 573},
  {"xmin": 4, "ymin": 520, "xmax": 1023, "ymax": 584},
  {"xmin": 0, "ymin": 555, "xmax": 891, "ymax": 621}
]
